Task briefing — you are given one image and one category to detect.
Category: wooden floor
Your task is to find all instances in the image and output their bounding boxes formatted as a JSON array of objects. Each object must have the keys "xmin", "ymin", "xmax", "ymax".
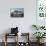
[{"xmin": 0, "ymin": 42, "xmax": 46, "ymax": 46}]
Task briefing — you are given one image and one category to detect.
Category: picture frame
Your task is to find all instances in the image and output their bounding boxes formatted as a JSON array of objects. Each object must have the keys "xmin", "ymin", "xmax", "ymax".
[
  {"xmin": 10, "ymin": 8, "xmax": 24, "ymax": 17},
  {"xmin": 36, "ymin": 0, "xmax": 46, "ymax": 26}
]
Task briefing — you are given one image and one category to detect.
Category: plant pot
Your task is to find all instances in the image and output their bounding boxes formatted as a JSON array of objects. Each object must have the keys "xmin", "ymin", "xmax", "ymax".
[
  {"xmin": 37, "ymin": 39, "xmax": 45, "ymax": 44},
  {"xmin": 37, "ymin": 39, "xmax": 40, "ymax": 43}
]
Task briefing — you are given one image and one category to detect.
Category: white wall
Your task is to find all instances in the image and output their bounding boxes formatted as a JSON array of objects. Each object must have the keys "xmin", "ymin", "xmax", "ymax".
[{"xmin": 0, "ymin": 0, "xmax": 36, "ymax": 42}]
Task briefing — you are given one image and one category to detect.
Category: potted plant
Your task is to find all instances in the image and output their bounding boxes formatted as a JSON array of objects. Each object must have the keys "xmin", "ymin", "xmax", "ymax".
[
  {"xmin": 33, "ymin": 32, "xmax": 46, "ymax": 43},
  {"xmin": 40, "ymin": 26, "xmax": 45, "ymax": 29},
  {"xmin": 32, "ymin": 24, "xmax": 45, "ymax": 30},
  {"xmin": 32, "ymin": 25, "xmax": 39, "ymax": 30}
]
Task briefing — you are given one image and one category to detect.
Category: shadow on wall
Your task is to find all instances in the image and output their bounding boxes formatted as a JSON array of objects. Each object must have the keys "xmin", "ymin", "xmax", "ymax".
[
  {"xmin": 2, "ymin": 28, "xmax": 11, "ymax": 34},
  {"xmin": 29, "ymin": 25, "xmax": 37, "ymax": 42}
]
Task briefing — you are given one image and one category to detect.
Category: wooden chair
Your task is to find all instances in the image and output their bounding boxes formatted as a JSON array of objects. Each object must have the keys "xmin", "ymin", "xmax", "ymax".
[
  {"xmin": 20, "ymin": 33, "xmax": 30, "ymax": 46},
  {"xmin": 4, "ymin": 33, "xmax": 18, "ymax": 46}
]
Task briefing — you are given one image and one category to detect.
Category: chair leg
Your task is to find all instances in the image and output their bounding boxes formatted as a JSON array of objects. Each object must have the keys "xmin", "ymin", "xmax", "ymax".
[
  {"xmin": 4, "ymin": 41, "xmax": 7, "ymax": 46},
  {"xmin": 4, "ymin": 33, "xmax": 7, "ymax": 46}
]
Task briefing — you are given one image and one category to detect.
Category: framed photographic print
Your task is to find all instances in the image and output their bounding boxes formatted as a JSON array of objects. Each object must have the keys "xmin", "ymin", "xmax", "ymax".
[
  {"xmin": 36, "ymin": 0, "xmax": 46, "ymax": 26},
  {"xmin": 37, "ymin": 0, "xmax": 46, "ymax": 18},
  {"xmin": 10, "ymin": 8, "xmax": 24, "ymax": 17}
]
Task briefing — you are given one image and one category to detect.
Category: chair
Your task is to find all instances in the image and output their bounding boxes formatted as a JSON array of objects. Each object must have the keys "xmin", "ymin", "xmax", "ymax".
[
  {"xmin": 18, "ymin": 33, "xmax": 30, "ymax": 46},
  {"xmin": 4, "ymin": 33, "xmax": 18, "ymax": 46},
  {"xmin": 4, "ymin": 27, "xmax": 19, "ymax": 46}
]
